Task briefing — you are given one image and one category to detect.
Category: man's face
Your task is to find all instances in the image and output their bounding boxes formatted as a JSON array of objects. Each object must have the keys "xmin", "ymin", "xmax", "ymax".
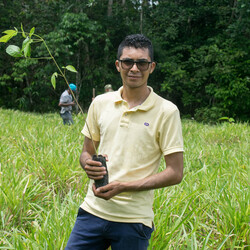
[{"xmin": 115, "ymin": 47, "xmax": 156, "ymax": 89}]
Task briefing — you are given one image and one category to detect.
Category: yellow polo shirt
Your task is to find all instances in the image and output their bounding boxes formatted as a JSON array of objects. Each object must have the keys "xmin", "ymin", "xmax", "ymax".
[{"xmin": 81, "ymin": 86, "xmax": 183, "ymax": 228}]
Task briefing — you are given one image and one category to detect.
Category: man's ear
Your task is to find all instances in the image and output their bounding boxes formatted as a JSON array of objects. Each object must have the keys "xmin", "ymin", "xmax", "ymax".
[
  {"xmin": 115, "ymin": 60, "xmax": 120, "ymax": 72},
  {"xmin": 149, "ymin": 62, "xmax": 156, "ymax": 74}
]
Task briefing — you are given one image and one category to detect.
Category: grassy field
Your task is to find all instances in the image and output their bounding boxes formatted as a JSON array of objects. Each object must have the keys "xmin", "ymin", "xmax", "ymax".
[{"xmin": 0, "ymin": 108, "xmax": 249, "ymax": 249}]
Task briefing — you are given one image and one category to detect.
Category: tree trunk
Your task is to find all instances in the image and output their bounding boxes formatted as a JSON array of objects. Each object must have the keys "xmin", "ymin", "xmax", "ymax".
[
  {"xmin": 140, "ymin": 0, "xmax": 147, "ymax": 34},
  {"xmin": 25, "ymin": 75, "xmax": 33, "ymax": 106},
  {"xmin": 107, "ymin": 0, "xmax": 113, "ymax": 17},
  {"xmin": 229, "ymin": 0, "xmax": 238, "ymax": 24}
]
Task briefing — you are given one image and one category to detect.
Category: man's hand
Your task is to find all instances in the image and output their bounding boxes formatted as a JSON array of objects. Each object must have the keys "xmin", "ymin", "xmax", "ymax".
[
  {"xmin": 84, "ymin": 158, "xmax": 107, "ymax": 180},
  {"xmin": 92, "ymin": 181, "xmax": 124, "ymax": 200}
]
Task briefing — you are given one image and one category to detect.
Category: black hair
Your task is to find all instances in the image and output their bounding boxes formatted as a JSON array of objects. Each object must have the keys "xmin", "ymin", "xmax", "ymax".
[{"xmin": 117, "ymin": 34, "xmax": 154, "ymax": 61}]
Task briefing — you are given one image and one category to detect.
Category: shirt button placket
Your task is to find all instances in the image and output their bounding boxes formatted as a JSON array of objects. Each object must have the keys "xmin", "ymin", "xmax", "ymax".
[{"xmin": 120, "ymin": 111, "xmax": 130, "ymax": 127}]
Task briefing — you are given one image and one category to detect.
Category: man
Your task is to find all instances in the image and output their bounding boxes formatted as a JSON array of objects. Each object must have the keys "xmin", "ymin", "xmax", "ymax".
[
  {"xmin": 104, "ymin": 84, "xmax": 114, "ymax": 92},
  {"xmin": 66, "ymin": 34, "xmax": 184, "ymax": 249},
  {"xmin": 58, "ymin": 83, "xmax": 76, "ymax": 125}
]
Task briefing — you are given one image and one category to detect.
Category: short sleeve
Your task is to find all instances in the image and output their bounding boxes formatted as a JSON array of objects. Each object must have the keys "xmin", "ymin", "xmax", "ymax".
[
  {"xmin": 81, "ymin": 100, "xmax": 100, "ymax": 142},
  {"xmin": 60, "ymin": 94, "xmax": 66, "ymax": 103},
  {"xmin": 159, "ymin": 108, "xmax": 184, "ymax": 156}
]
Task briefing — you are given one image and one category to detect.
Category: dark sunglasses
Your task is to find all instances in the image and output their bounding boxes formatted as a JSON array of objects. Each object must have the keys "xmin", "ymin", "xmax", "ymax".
[{"xmin": 118, "ymin": 59, "xmax": 153, "ymax": 71}]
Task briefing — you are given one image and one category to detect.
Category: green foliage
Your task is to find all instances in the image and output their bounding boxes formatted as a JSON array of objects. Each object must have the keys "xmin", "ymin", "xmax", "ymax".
[
  {"xmin": 51, "ymin": 12, "xmax": 113, "ymax": 103},
  {"xmin": 1, "ymin": 26, "xmax": 78, "ymax": 89},
  {"xmin": 3, "ymin": 27, "xmax": 35, "ymax": 58},
  {"xmin": 62, "ymin": 65, "xmax": 77, "ymax": 73},
  {"xmin": 147, "ymin": 0, "xmax": 250, "ymax": 121},
  {"xmin": 0, "ymin": 29, "xmax": 18, "ymax": 43},
  {"xmin": 219, "ymin": 117, "xmax": 235, "ymax": 123},
  {"xmin": 51, "ymin": 72, "xmax": 58, "ymax": 89},
  {"xmin": 194, "ymin": 107, "xmax": 225, "ymax": 124},
  {"xmin": 0, "ymin": 24, "xmax": 79, "ymax": 115},
  {"xmin": 6, "ymin": 45, "xmax": 23, "ymax": 57},
  {"xmin": 0, "ymin": 0, "xmax": 249, "ymax": 121}
]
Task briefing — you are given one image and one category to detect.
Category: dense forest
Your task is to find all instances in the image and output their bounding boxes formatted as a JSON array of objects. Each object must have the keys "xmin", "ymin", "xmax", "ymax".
[{"xmin": 0, "ymin": 0, "xmax": 249, "ymax": 122}]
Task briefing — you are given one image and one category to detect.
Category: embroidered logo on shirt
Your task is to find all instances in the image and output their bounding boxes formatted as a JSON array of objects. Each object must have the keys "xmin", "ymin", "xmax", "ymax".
[{"xmin": 144, "ymin": 122, "xmax": 149, "ymax": 126}]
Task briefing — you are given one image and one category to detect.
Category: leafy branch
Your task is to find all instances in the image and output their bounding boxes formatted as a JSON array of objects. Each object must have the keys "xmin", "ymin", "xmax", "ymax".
[{"xmin": 0, "ymin": 25, "xmax": 77, "ymax": 90}]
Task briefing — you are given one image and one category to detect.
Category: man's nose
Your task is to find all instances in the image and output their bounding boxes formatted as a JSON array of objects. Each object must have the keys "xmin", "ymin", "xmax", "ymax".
[{"xmin": 130, "ymin": 62, "xmax": 139, "ymax": 71}]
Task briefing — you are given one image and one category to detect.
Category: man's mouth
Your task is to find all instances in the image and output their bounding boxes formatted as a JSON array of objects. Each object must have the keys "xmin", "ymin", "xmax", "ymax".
[{"xmin": 128, "ymin": 75, "xmax": 141, "ymax": 79}]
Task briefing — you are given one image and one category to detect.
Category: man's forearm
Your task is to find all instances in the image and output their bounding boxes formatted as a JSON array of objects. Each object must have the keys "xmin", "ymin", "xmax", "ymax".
[
  {"xmin": 59, "ymin": 102, "xmax": 74, "ymax": 107},
  {"xmin": 122, "ymin": 167, "xmax": 183, "ymax": 192},
  {"xmin": 93, "ymin": 166, "xmax": 183, "ymax": 200},
  {"xmin": 122, "ymin": 152, "xmax": 183, "ymax": 192},
  {"xmin": 79, "ymin": 136, "xmax": 100, "ymax": 170}
]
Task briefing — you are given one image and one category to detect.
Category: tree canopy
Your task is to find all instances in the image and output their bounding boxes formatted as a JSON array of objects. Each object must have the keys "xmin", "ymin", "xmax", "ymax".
[{"xmin": 0, "ymin": 0, "xmax": 249, "ymax": 122}]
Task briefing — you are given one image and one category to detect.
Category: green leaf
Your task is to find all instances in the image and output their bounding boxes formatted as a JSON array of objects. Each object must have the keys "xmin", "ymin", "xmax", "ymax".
[
  {"xmin": 0, "ymin": 29, "xmax": 18, "ymax": 43},
  {"xmin": 24, "ymin": 44, "xmax": 31, "ymax": 58},
  {"xmin": 51, "ymin": 72, "xmax": 58, "ymax": 89},
  {"xmin": 29, "ymin": 27, "xmax": 35, "ymax": 37},
  {"xmin": 2, "ymin": 30, "xmax": 17, "ymax": 36},
  {"xmin": 22, "ymin": 37, "xmax": 33, "ymax": 57},
  {"xmin": 6, "ymin": 45, "xmax": 23, "ymax": 57},
  {"xmin": 22, "ymin": 37, "xmax": 31, "ymax": 48},
  {"xmin": 219, "ymin": 117, "xmax": 229, "ymax": 121},
  {"xmin": 21, "ymin": 23, "xmax": 26, "ymax": 38},
  {"xmin": 63, "ymin": 65, "xmax": 77, "ymax": 73},
  {"xmin": 0, "ymin": 35, "xmax": 12, "ymax": 43}
]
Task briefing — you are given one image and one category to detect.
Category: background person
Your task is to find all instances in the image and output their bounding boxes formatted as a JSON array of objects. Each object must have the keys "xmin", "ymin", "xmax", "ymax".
[
  {"xmin": 66, "ymin": 34, "xmax": 184, "ymax": 250},
  {"xmin": 104, "ymin": 84, "xmax": 114, "ymax": 92},
  {"xmin": 58, "ymin": 83, "xmax": 76, "ymax": 125}
]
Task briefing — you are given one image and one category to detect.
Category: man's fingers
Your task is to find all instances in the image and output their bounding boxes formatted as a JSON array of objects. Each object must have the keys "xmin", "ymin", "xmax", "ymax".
[
  {"xmin": 92, "ymin": 184, "xmax": 113, "ymax": 200},
  {"xmin": 86, "ymin": 159, "xmax": 102, "ymax": 166},
  {"xmin": 86, "ymin": 171, "xmax": 106, "ymax": 177},
  {"xmin": 84, "ymin": 158, "xmax": 106, "ymax": 180},
  {"xmin": 88, "ymin": 174, "xmax": 105, "ymax": 180},
  {"xmin": 85, "ymin": 166, "xmax": 106, "ymax": 180},
  {"xmin": 92, "ymin": 182, "xmax": 122, "ymax": 200},
  {"xmin": 85, "ymin": 166, "xmax": 106, "ymax": 173},
  {"xmin": 102, "ymin": 154, "xmax": 109, "ymax": 161}
]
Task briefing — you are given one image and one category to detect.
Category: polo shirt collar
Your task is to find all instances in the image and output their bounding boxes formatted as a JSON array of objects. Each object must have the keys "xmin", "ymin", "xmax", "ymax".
[{"xmin": 114, "ymin": 86, "xmax": 155, "ymax": 111}]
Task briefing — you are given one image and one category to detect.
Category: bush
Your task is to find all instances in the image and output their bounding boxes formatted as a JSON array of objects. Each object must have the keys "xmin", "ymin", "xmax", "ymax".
[{"xmin": 194, "ymin": 106, "xmax": 225, "ymax": 123}]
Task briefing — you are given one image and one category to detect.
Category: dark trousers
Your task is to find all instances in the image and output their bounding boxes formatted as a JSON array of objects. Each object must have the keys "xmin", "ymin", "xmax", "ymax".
[
  {"xmin": 60, "ymin": 111, "xmax": 74, "ymax": 125},
  {"xmin": 65, "ymin": 208, "xmax": 154, "ymax": 250}
]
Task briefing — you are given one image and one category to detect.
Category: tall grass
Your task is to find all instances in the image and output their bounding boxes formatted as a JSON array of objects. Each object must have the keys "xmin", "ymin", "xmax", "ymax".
[
  {"xmin": 151, "ymin": 120, "xmax": 249, "ymax": 249},
  {"xmin": 0, "ymin": 108, "xmax": 249, "ymax": 249}
]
